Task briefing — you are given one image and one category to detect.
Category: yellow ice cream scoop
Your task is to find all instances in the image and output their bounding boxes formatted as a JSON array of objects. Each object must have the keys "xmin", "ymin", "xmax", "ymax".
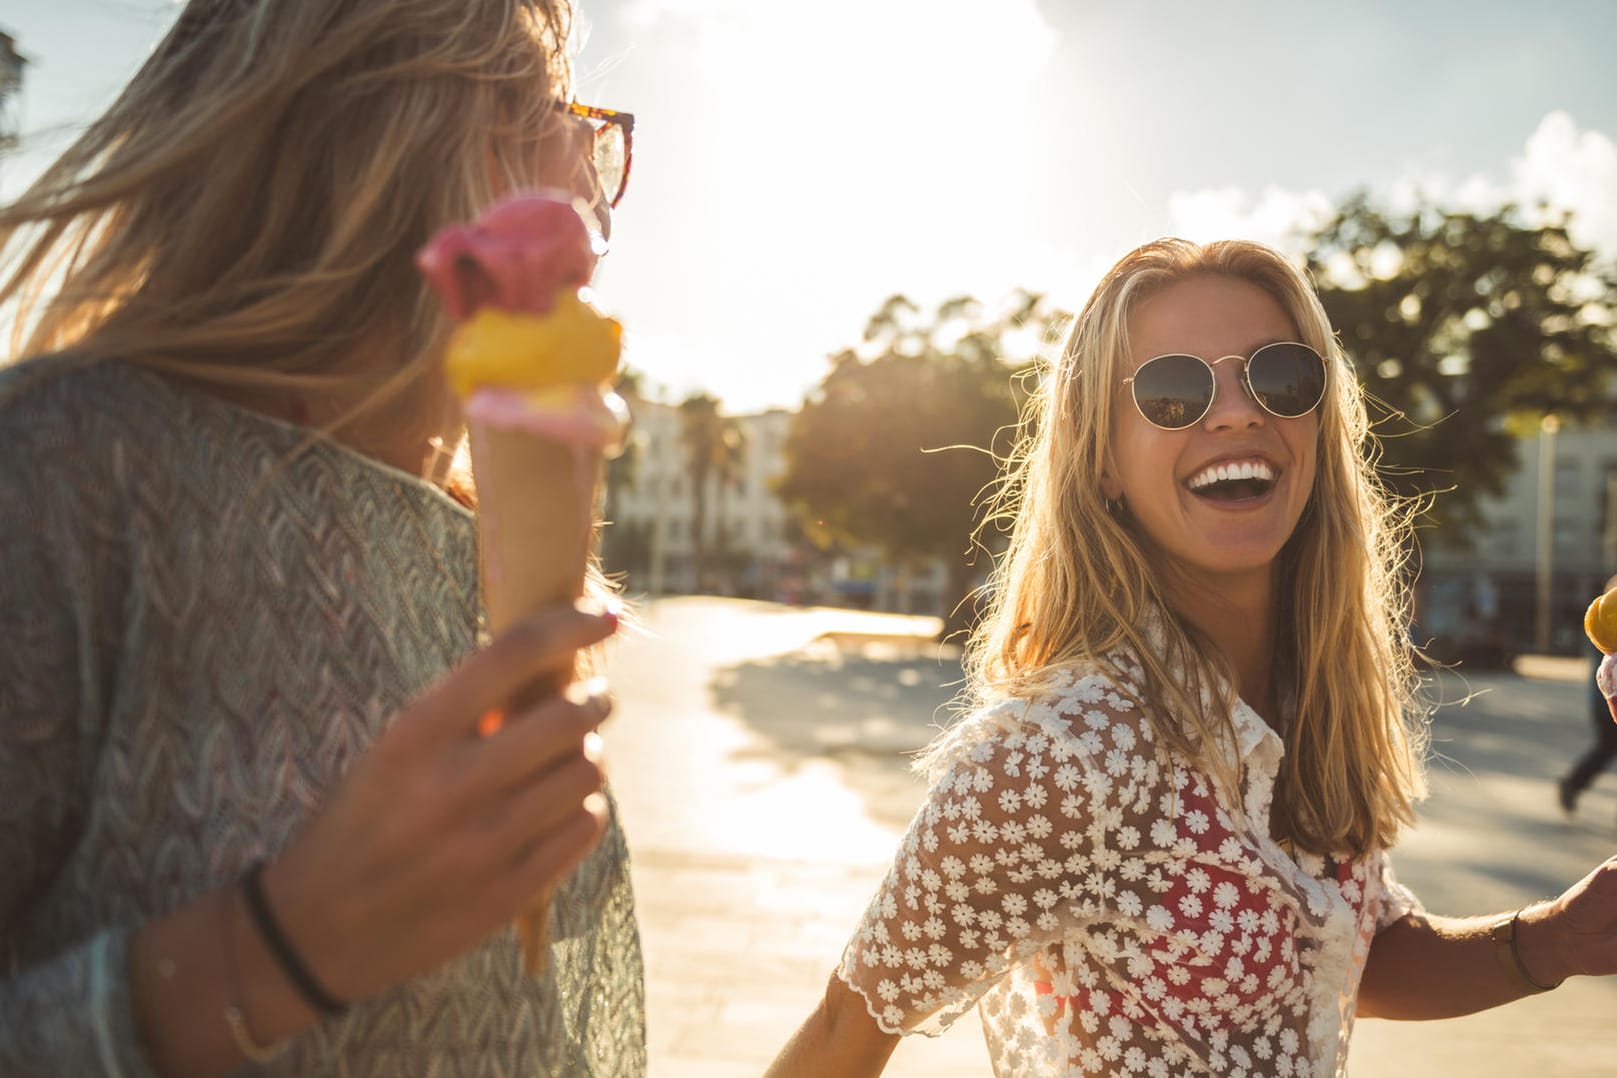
[
  {"xmin": 1587, "ymin": 586, "xmax": 1617, "ymax": 654},
  {"xmin": 445, "ymin": 290, "xmax": 621, "ymax": 398}
]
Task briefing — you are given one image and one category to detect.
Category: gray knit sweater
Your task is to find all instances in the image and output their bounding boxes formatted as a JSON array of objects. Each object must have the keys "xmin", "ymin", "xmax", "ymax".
[{"xmin": 0, "ymin": 358, "xmax": 646, "ymax": 1076}]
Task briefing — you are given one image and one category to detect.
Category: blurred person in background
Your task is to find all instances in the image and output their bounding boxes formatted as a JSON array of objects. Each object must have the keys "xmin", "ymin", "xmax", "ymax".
[
  {"xmin": 1559, "ymin": 572, "xmax": 1617, "ymax": 818},
  {"xmin": 769, "ymin": 239, "xmax": 1617, "ymax": 1077},
  {"xmin": 0, "ymin": 1, "xmax": 645, "ymax": 1075}
]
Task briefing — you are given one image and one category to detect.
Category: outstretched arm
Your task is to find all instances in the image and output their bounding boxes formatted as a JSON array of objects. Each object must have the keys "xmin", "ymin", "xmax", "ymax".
[
  {"xmin": 1359, "ymin": 855, "xmax": 1617, "ymax": 1019},
  {"xmin": 765, "ymin": 975, "xmax": 900, "ymax": 1078}
]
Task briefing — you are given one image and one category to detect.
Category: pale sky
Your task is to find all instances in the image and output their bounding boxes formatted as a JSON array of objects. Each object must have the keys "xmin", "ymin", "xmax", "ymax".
[{"xmin": 4, "ymin": 0, "xmax": 1617, "ymax": 412}]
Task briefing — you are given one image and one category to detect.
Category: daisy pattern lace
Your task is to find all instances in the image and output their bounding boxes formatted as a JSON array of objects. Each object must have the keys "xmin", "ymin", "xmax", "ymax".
[{"xmin": 837, "ymin": 653, "xmax": 1420, "ymax": 1077}]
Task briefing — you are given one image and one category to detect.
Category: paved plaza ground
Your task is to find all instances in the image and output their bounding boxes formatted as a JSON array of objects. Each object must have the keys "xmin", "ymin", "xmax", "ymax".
[{"xmin": 602, "ymin": 596, "xmax": 1617, "ymax": 1077}]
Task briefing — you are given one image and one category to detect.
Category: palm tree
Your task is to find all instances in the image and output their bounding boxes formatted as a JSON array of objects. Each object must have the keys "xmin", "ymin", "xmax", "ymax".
[
  {"xmin": 709, "ymin": 416, "xmax": 748, "ymax": 594},
  {"xmin": 677, "ymin": 393, "xmax": 724, "ymax": 592},
  {"xmin": 601, "ymin": 368, "xmax": 644, "ymax": 582},
  {"xmin": 0, "ymin": 33, "xmax": 29, "ymax": 184}
]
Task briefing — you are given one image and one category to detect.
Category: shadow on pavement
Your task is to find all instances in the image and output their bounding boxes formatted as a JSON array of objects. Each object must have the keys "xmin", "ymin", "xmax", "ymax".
[
  {"xmin": 707, "ymin": 638, "xmax": 966, "ymax": 831},
  {"xmin": 1419, "ymin": 671, "xmax": 1610, "ymax": 819},
  {"xmin": 709, "ymin": 645, "xmax": 1617, "ymax": 856}
]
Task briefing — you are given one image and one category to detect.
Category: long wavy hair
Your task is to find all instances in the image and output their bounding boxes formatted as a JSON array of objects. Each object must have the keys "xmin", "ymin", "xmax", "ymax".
[
  {"xmin": 962, "ymin": 238, "xmax": 1427, "ymax": 857},
  {"xmin": 0, "ymin": 0, "xmax": 575, "ymax": 465}
]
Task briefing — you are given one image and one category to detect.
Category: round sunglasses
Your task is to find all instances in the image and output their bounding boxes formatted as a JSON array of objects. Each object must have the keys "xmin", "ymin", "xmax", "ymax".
[{"xmin": 1122, "ymin": 341, "xmax": 1327, "ymax": 431}]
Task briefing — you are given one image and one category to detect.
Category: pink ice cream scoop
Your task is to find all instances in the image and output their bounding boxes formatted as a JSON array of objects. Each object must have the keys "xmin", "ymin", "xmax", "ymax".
[
  {"xmin": 416, "ymin": 190, "xmax": 596, "ymax": 320},
  {"xmin": 416, "ymin": 190, "xmax": 624, "ymax": 452},
  {"xmin": 1598, "ymin": 655, "xmax": 1617, "ymax": 723}
]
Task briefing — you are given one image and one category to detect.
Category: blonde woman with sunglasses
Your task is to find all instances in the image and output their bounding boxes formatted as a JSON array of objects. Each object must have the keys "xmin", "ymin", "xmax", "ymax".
[
  {"xmin": 0, "ymin": 2, "xmax": 644, "ymax": 1075},
  {"xmin": 770, "ymin": 239, "xmax": 1617, "ymax": 1076}
]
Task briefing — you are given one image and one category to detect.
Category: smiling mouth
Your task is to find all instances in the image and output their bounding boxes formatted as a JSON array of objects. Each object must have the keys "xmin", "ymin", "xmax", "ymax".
[{"xmin": 1185, "ymin": 460, "xmax": 1277, "ymax": 502}]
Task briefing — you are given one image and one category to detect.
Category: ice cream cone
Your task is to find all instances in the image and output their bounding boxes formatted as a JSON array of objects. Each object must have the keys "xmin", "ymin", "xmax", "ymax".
[
  {"xmin": 418, "ymin": 191, "xmax": 626, "ymax": 978},
  {"xmin": 470, "ymin": 423, "xmax": 599, "ymax": 632},
  {"xmin": 468, "ymin": 422, "xmax": 604, "ymax": 972}
]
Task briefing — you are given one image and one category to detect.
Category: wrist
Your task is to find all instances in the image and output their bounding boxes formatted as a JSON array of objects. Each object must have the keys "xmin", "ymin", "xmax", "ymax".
[
  {"xmin": 1506, "ymin": 903, "xmax": 1571, "ymax": 991},
  {"xmin": 130, "ymin": 909, "xmax": 231, "ymax": 1077},
  {"xmin": 235, "ymin": 863, "xmax": 330, "ymax": 1040},
  {"xmin": 127, "ymin": 882, "xmax": 320, "ymax": 1078}
]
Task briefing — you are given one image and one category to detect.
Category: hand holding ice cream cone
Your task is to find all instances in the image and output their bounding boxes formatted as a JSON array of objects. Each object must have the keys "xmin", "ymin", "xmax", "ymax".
[{"xmin": 418, "ymin": 191, "xmax": 628, "ymax": 973}]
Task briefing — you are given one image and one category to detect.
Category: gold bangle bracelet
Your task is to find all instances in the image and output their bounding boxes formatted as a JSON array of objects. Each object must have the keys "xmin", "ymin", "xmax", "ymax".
[
  {"xmin": 220, "ymin": 887, "xmax": 289, "ymax": 1062},
  {"xmin": 1487, "ymin": 909, "xmax": 1563, "ymax": 994},
  {"xmin": 223, "ymin": 1003, "xmax": 286, "ymax": 1063}
]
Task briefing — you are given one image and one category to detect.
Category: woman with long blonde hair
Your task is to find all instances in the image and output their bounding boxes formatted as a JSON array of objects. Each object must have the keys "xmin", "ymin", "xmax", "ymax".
[
  {"xmin": 770, "ymin": 238, "xmax": 1617, "ymax": 1076},
  {"xmin": 0, "ymin": 1, "xmax": 644, "ymax": 1075}
]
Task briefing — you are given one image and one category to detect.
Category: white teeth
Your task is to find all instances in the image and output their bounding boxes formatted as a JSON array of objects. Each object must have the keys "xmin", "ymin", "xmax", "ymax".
[{"xmin": 1187, "ymin": 459, "xmax": 1274, "ymax": 490}]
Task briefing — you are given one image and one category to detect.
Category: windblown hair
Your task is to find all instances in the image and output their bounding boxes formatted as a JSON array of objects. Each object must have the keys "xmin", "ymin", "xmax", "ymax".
[
  {"xmin": 962, "ymin": 238, "xmax": 1427, "ymax": 857},
  {"xmin": 0, "ymin": 0, "xmax": 575, "ymax": 452}
]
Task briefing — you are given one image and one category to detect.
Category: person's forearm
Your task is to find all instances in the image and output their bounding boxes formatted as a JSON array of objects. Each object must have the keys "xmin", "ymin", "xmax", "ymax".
[
  {"xmin": 765, "ymin": 976, "xmax": 900, "ymax": 1078},
  {"xmin": 1358, "ymin": 906, "xmax": 1570, "ymax": 1020},
  {"xmin": 131, "ymin": 878, "xmax": 320, "ymax": 1076},
  {"xmin": 0, "ymin": 880, "xmax": 315, "ymax": 1077}
]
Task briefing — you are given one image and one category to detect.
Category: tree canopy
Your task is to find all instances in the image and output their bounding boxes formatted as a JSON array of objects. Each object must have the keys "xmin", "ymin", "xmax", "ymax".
[
  {"xmin": 776, "ymin": 290, "xmax": 1067, "ymax": 629},
  {"xmin": 1307, "ymin": 195, "xmax": 1617, "ymax": 542}
]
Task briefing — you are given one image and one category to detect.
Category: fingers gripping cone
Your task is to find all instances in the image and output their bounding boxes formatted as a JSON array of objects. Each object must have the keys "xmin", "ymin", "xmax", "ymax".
[{"xmin": 419, "ymin": 192, "xmax": 626, "ymax": 973}]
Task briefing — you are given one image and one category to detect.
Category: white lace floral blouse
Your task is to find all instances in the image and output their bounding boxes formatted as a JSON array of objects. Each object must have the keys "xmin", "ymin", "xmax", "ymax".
[{"xmin": 837, "ymin": 654, "xmax": 1421, "ymax": 1077}]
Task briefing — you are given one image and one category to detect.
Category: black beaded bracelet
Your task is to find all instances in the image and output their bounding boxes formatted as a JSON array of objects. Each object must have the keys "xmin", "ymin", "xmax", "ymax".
[{"xmin": 241, "ymin": 861, "xmax": 349, "ymax": 1017}]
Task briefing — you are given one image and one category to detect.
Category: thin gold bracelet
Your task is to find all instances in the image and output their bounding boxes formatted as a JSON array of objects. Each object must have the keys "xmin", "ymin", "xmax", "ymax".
[
  {"xmin": 220, "ymin": 887, "xmax": 289, "ymax": 1062},
  {"xmin": 223, "ymin": 1003, "xmax": 285, "ymax": 1064},
  {"xmin": 1487, "ymin": 908, "xmax": 1563, "ymax": 994}
]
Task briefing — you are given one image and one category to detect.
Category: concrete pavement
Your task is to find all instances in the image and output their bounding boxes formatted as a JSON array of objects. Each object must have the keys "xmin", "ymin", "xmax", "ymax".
[{"xmin": 602, "ymin": 596, "xmax": 1617, "ymax": 1076}]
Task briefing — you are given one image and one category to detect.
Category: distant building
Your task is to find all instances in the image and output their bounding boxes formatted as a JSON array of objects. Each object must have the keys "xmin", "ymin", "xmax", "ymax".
[
  {"xmin": 605, "ymin": 400, "xmax": 799, "ymax": 598},
  {"xmin": 603, "ymin": 398, "xmax": 949, "ymax": 612},
  {"xmin": 606, "ymin": 396, "xmax": 1615, "ymax": 636},
  {"xmin": 1419, "ymin": 418, "xmax": 1617, "ymax": 658}
]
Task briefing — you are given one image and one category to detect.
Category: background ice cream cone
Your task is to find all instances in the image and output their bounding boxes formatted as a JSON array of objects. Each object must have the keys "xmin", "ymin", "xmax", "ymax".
[{"xmin": 1589, "ymin": 583, "xmax": 1617, "ymax": 723}]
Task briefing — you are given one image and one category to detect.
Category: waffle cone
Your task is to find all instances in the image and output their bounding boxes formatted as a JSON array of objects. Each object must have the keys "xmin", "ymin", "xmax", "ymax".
[{"xmin": 467, "ymin": 420, "xmax": 602, "ymax": 973}]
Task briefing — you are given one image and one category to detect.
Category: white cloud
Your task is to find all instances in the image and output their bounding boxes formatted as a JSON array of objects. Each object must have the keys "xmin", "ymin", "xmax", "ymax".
[
  {"xmin": 1166, "ymin": 186, "xmax": 1334, "ymax": 256},
  {"xmin": 1164, "ymin": 112, "xmax": 1617, "ymax": 260},
  {"xmin": 1509, "ymin": 111, "xmax": 1617, "ymax": 253}
]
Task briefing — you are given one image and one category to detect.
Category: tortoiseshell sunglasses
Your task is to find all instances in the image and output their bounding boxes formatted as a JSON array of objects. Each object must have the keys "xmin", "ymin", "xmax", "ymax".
[{"xmin": 564, "ymin": 102, "xmax": 635, "ymax": 209}]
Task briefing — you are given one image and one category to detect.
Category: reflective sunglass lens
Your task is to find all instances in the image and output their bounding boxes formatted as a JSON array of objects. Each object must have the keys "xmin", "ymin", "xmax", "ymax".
[
  {"xmin": 1132, "ymin": 354, "xmax": 1212, "ymax": 430},
  {"xmin": 593, "ymin": 125, "xmax": 625, "ymax": 205},
  {"xmin": 1247, "ymin": 343, "xmax": 1326, "ymax": 418}
]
